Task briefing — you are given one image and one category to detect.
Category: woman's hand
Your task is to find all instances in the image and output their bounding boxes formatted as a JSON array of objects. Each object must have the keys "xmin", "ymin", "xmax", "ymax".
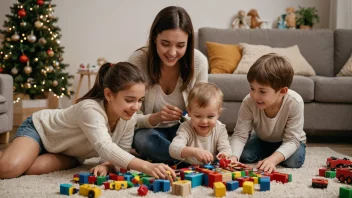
[
  {"xmin": 142, "ymin": 162, "xmax": 176, "ymax": 182},
  {"xmin": 160, "ymin": 105, "xmax": 183, "ymax": 122},
  {"xmin": 256, "ymin": 158, "xmax": 277, "ymax": 173},
  {"xmin": 229, "ymin": 156, "xmax": 239, "ymax": 163},
  {"xmin": 90, "ymin": 164, "xmax": 110, "ymax": 176},
  {"xmin": 193, "ymin": 148, "xmax": 214, "ymax": 164},
  {"xmin": 216, "ymin": 152, "xmax": 229, "ymax": 160}
]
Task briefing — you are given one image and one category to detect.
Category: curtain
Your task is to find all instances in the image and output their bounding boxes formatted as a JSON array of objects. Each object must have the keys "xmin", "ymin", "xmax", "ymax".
[{"xmin": 330, "ymin": 0, "xmax": 352, "ymax": 29}]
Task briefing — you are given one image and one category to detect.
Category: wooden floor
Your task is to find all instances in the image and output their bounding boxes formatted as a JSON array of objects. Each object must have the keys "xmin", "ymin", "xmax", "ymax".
[{"xmin": 1, "ymin": 129, "xmax": 352, "ymax": 156}]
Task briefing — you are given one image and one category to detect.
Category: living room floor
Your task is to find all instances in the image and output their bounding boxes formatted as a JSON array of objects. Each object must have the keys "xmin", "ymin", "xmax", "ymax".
[{"xmin": 0, "ymin": 128, "xmax": 351, "ymax": 157}]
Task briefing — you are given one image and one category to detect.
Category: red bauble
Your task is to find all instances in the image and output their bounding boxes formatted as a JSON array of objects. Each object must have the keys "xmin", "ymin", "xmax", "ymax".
[
  {"xmin": 37, "ymin": 0, "xmax": 44, "ymax": 6},
  {"xmin": 20, "ymin": 54, "xmax": 29, "ymax": 63},
  {"xmin": 0, "ymin": 68, "xmax": 3, "ymax": 73},
  {"xmin": 47, "ymin": 49, "xmax": 54, "ymax": 57},
  {"xmin": 18, "ymin": 9, "xmax": 26, "ymax": 18}
]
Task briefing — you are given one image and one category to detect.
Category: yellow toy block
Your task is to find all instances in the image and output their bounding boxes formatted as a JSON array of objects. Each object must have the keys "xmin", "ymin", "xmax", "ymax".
[
  {"xmin": 243, "ymin": 181, "xmax": 254, "ymax": 195},
  {"xmin": 233, "ymin": 171, "xmax": 241, "ymax": 179},
  {"xmin": 113, "ymin": 181, "xmax": 128, "ymax": 190},
  {"xmin": 184, "ymin": 170, "xmax": 194, "ymax": 174},
  {"xmin": 222, "ymin": 172, "xmax": 232, "ymax": 182},
  {"xmin": 79, "ymin": 184, "xmax": 101, "ymax": 198},
  {"xmin": 252, "ymin": 177, "xmax": 259, "ymax": 184},
  {"xmin": 213, "ymin": 182, "xmax": 226, "ymax": 197},
  {"xmin": 172, "ymin": 180, "xmax": 191, "ymax": 196}
]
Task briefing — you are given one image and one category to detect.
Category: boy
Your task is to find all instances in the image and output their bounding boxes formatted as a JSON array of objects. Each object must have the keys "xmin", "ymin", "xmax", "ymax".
[
  {"xmin": 230, "ymin": 53, "xmax": 306, "ymax": 173},
  {"xmin": 169, "ymin": 82, "xmax": 232, "ymax": 165}
]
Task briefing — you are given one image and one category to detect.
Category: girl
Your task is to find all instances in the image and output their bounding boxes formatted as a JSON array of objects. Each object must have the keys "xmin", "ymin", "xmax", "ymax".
[
  {"xmin": 169, "ymin": 82, "xmax": 232, "ymax": 165},
  {"xmin": 128, "ymin": 6, "xmax": 208, "ymax": 165},
  {"xmin": 0, "ymin": 62, "xmax": 176, "ymax": 180}
]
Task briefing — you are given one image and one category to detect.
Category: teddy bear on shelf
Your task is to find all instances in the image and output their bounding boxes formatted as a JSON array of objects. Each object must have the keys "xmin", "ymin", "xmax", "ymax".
[
  {"xmin": 97, "ymin": 57, "xmax": 107, "ymax": 67},
  {"xmin": 285, "ymin": 7, "xmax": 296, "ymax": 29},
  {"xmin": 247, "ymin": 9, "xmax": 263, "ymax": 29},
  {"xmin": 232, "ymin": 10, "xmax": 249, "ymax": 29}
]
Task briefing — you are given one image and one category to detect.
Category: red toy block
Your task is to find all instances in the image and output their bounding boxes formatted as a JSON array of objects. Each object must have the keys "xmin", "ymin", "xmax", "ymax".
[
  {"xmin": 273, "ymin": 173, "xmax": 289, "ymax": 184},
  {"xmin": 208, "ymin": 173, "xmax": 222, "ymax": 188},
  {"xmin": 88, "ymin": 176, "xmax": 97, "ymax": 184},
  {"xmin": 219, "ymin": 158, "xmax": 230, "ymax": 167},
  {"xmin": 138, "ymin": 184, "xmax": 148, "ymax": 196},
  {"xmin": 319, "ymin": 168, "xmax": 327, "ymax": 177},
  {"xmin": 117, "ymin": 176, "xmax": 124, "ymax": 181},
  {"xmin": 109, "ymin": 173, "xmax": 118, "ymax": 181},
  {"xmin": 103, "ymin": 182, "xmax": 111, "ymax": 190},
  {"xmin": 120, "ymin": 168, "xmax": 128, "ymax": 173},
  {"xmin": 235, "ymin": 177, "xmax": 250, "ymax": 187},
  {"xmin": 263, "ymin": 172, "xmax": 273, "ymax": 181}
]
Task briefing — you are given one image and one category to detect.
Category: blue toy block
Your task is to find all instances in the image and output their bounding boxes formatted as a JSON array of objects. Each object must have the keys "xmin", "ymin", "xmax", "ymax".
[
  {"xmin": 124, "ymin": 175, "xmax": 133, "ymax": 181},
  {"xmin": 105, "ymin": 175, "xmax": 110, "ymax": 181},
  {"xmin": 161, "ymin": 180, "xmax": 170, "ymax": 192},
  {"xmin": 260, "ymin": 177, "xmax": 270, "ymax": 191},
  {"xmin": 185, "ymin": 173, "xmax": 204, "ymax": 188},
  {"xmin": 79, "ymin": 172, "xmax": 91, "ymax": 184},
  {"xmin": 226, "ymin": 181, "xmax": 239, "ymax": 191},
  {"xmin": 203, "ymin": 164, "xmax": 214, "ymax": 170},
  {"xmin": 148, "ymin": 183, "xmax": 153, "ymax": 190},
  {"xmin": 153, "ymin": 180, "xmax": 162, "ymax": 193},
  {"xmin": 203, "ymin": 174, "xmax": 209, "ymax": 186},
  {"xmin": 60, "ymin": 184, "xmax": 72, "ymax": 195}
]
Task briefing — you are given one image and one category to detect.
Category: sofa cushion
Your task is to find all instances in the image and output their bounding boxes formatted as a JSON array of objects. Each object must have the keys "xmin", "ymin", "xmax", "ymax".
[
  {"xmin": 334, "ymin": 29, "xmax": 352, "ymax": 75},
  {"xmin": 0, "ymin": 95, "xmax": 7, "ymax": 114},
  {"xmin": 313, "ymin": 76, "xmax": 352, "ymax": 103},
  {"xmin": 206, "ymin": 42, "xmax": 241, "ymax": 74},
  {"xmin": 0, "ymin": 113, "xmax": 9, "ymax": 132},
  {"xmin": 234, "ymin": 43, "xmax": 316, "ymax": 76},
  {"xmin": 0, "ymin": 95, "xmax": 5, "ymax": 103},
  {"xmin": 198, "ymin": 28, "xmax": 334, "ymax": 76},
  {"xmin": 209, "ymin": 74, "xmax": 314, "ymax": 102}
]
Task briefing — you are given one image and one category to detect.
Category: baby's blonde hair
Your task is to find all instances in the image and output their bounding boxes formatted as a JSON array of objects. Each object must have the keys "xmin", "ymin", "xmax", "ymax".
[{"xmin": 187, "ymin": 82, "xmax": 223, "ymax": 112}]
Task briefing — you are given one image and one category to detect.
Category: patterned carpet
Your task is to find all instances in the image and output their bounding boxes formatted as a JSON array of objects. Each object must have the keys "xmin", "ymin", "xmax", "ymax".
[{"xmin": 0, "ymin": 147, "xmax": 351, "ymax": 198}]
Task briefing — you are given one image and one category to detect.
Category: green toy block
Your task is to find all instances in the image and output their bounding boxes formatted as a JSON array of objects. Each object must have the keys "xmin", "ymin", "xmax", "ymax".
[
  {"xmin": 249, "ymin": 170, "xmax": 256, "ymax": 177},
  {"xmin": 241, "ymin": 171, "xmax": 246, "ymax": 177},
  {"xmin": 96, "ymin": 176, "xmax": 106, "ymax": 185},
  {"xmin": 132, "ymin": 173, "xmax": 139, "ymax": 177},
  {"xmin": 142, "ymin": 177, "xmax": 154, "ymax": 185},
  {"xmin": 325, "ymin": 171, "xmax": 336, "ymax": 178},
  {"xmin": 288, "ymin": 174, "xmax": 292, "ymax": 182},
  {"xmin": 340, "ymin": 186, "xmax": 352, "ymax": 198},
  {"xmin": 127, "ymin": 181, "xmax": 134, "ymax": 188}
]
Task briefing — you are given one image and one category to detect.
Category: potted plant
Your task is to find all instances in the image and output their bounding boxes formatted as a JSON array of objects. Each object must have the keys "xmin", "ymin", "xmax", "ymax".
[{"xmin": 296, "ymin": 6, "xmax": 320, "ymax": 29}]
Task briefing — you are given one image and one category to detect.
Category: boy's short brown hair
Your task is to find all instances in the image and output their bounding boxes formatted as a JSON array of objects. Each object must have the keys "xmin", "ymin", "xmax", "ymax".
[
  {"xmin": 247, "ymin": 53, "xmax": 294, "ymax": 91},
  {"xmin": 187, "ymin": 82, "xmax": 223, "ymax": 111}
]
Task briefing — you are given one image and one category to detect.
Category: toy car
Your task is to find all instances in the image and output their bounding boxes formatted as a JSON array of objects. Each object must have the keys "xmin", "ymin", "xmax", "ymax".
[
  {"xmin": 326, "ymin": 156, "xmax": 352, "ymax": 170},
  {"xmin": 312, "ymin": 178, "xmax": 328, "ymax": 188},
  {"xmin": 336, "ymin": 168, "xmax": 352, "ymax": 184},
  {"xmin": 79, "ymin": 184, "xmax": 101, "ymax": 198}
]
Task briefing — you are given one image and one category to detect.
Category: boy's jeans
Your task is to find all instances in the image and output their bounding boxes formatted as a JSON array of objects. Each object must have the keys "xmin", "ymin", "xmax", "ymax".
[
  {"xmin": 133, "ymin": 124, "xmax": 180, "ymax": 165},
  {"xmin": 240, "ymin": 134, "xmax": 306, "ymax": 168}
]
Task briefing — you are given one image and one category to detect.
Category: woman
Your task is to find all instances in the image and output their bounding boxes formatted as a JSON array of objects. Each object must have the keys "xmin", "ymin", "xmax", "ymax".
[{"xmin": 128, "ymin": 6, "xmax": 208, "ymax": 164}]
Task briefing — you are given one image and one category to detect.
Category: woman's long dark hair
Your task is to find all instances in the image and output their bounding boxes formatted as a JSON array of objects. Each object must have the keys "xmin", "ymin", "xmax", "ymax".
[
  {"xmin": 76, "ymin": 62, "xmax": 147, "ymax": 103},
  {"xmin": 144, "ymin": 6, "xmax": 195, "ymax": 91}
]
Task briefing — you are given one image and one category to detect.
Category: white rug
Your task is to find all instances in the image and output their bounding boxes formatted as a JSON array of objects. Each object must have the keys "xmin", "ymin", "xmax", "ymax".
[{"xmin": 0, "ymin": 147, "xmax": 351, "ymax": 198}]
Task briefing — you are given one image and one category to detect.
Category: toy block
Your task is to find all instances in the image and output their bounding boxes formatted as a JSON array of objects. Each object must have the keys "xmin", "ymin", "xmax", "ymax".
[
  {"xmin": 96, "ymin": 176, "xmax": 106, "ymax": 185},
  {"xmin": 245, "ymin": 170, "xmax": 249, "ymax": 176},
  {"xmin": 109, "ymin": 173, "xmax": 118, "ymax": 181},
  {"xmin": 60, "ymin": 184, "xmax": 78, "ymax": 196},
  {"xmin": 79, "ymin": 184, "xmax": 101, "ymax": 197},
  {"xmin": 339, "ymin": 186, "xmax": 352, "ymax": 198},
  {"xmin": 319, "ymin": 168, "xmax": 327, "ymax": 177},
  {"xmin": 79, "ymin": 172, "xmax": 91, "ymax": 184},
  {"xmin": 236, "ymin": 177, "xmax": 250, "ymax": 187},
  {"xmin": 221, "ymin": 172, "xmax": 232, "ymax": 182},
  {"xmin": 73, "ymin": 174, "xmax": 79, "ymax": 183},
  {"xmin": 312, "ymin": 178, "xmax": 328, "ymax": 189},
  {"xmin": 204, "ymin": 164, "xmax": 214, "ymax": 170},
  {"xmin": 137, "ymin": 185, "xmax": 148, "ymax": 196},
  {"xmin": 325, "ymin": 171, "xmax": 336, "ymax": 178},
  {"xmin": 103, "ymin": 182, "xmax": 111, "ymax": 190},
  {"xmin": 203, "ymin": 173, "xmax": 209, "ymax": 186},
  {"xmin": 114, "ymin": 181, "xmax": 128, "ymax": 190},
  {"xmin": 153, "ymin": 180, "xmax": 162, "ymax": 193},
  {"xmin": 142, "ymin": 177, "xmax": 154, "ymax": 186},
  {"xmin": 233, "ymin": 171, "xmax": 242, "ymax": 179},
  {"xmin": 127, "ymin": 181, "xmax": 134, "ymax": 188},
  {"xmin": 172, "ymin": 180, "xmax": 192, "ymax": 196},
  {"xmin": 213, "ymin": 182, "xmax": 226, "ymax": 197},
  {"xmin": 185, "ymin": 172, "xmax": 204, "ymax": 188},
  {"xmin": 161, "ymin": 180, "xmax": 171, "ymax": 192},
  {"xmin": 250, "ymin": 177, "xmax": 258, "ymax": 184},
  {"xmin": 105, "ymin": 175, "xmax": 110, "ymax": 181},
  {"xmin": 132, "ymin": 176, "xmax": 140, "ymax": 184},
  {"xmin": 120, "ymin": 168, "xmax": 128, "ymax": 173},
  {"xmin": 88, "ymin": 176, "xmax": 97, "ymax": 184},
  {"xmin": 226, "ymin": 181, "xmax": 239, "ymax": 191},
  {"xmin": 117, "ymin": 175, "xmax": 124, "ymax": 181},
  {"xmin": 243, "ymin": 181, "xmax": 254, "ymax": 195},
  {"xmin": 249, "ymin": 171, "xmax": 257, "ymax": 177},
  {"xmin": 263, "ymin": 172, "xmax": 273, "ymax": 181},
  {"xmin": 208, "ymin": 173, "xmax": 222, "ymax": 188},
  {"xmin": 124, "ymin": 175, "xmax": 133, "ymax": 181},
  {"xmin": 288, "ymin": 174, "xmax": 292, "ymax": 182},
  {"xmin": 260, "ymin": 177, "xmax": 270, "ymax": 191},
  {"xmin": 273, "ymin": 173, "xmax": 288, "ymax": 184},
  {"xmin": 241, "ymin": 171, "xmax": 246, "ymax": 177}
]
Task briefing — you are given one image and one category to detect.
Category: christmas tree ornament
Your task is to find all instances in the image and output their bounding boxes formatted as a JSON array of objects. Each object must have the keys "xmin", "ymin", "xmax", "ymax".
[
  {"xmin": 39, "ymin": 37, "xmax": 47, "ymax": 45},
  {"xmin": 24, "ymin": 64, "xmax": 32, "ymax": 75},
  {"xmin": 20, "ymin": 21, "xmax": 27, "ymax": 27},
  {"xmin": 41, "ymin": 69, "xmax": 47, "ymax": 75},
  {"xmin": 53, "ymin": 61, "xmax": 59, "ymax": 67},
  {"xmin": 42, "ymin": 25, "xmax": 48, "ymax": 29},
  {"xmin": 27, "ymin": 32, "xmax": 37, "ymax": 43},
  {"xmin": 11, "ymin": 32, "xmax": 20, "ymax": 41},
  {"xmin": 24, "ymin": 82, "xmax": 31, "ymax": 89},
  {"xmin": 20, "ymin": 54, "xmax": 29, "ymax": 63},
  {"xmin": 13, "ymin": 86, "xmax": 16, "ymax": 91},
  {"xmin": 52, "ymin": 80, "xmax": 58, "ymax": 87},
  {"xmin": 34, "ymin": 20, "xmax": 43, "ymax": 29},
  {"xmin": 47, "ymin": 65, "xmax": 54, "ymax": 72},
  {"xmin": 0, "ymin": 68, "xmax": 3, "ymax": 73},
  {"xmin": 56, "ymin": 39, "xmax": 60, "ymax": 44},
  {"xmin": 40, "ymin": 15, "xmax": 47, "ymax": 21},
  {"xmin": 18, "ymin": 9, "xmax": 26, "ymax": 18},
  {"xmin": 37, "ymin": 0, "xmax": 44, "ymax": 6},
  {"xmin": 58, "ymin": 55, "xmax": 64, "ymax": 61},
  {"xmin": 11, "ymin": 67, "xmax": 18, "ymax": 75},
  {"xmin": 47, "ymin": 49, "xmax": 54, "ymax": 57},
  {"xmin": 48, "ymin": 12, "xmax": 55, "ymax": 19},
  {"xmin": 27, "ymin": 78, "xmax": 34, "ymax": 83}
]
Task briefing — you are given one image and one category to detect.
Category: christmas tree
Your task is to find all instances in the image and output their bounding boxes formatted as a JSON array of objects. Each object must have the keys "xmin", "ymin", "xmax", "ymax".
[{"xmin": 0, "ymin": 0, "xmax": 73, "ymax": 100}]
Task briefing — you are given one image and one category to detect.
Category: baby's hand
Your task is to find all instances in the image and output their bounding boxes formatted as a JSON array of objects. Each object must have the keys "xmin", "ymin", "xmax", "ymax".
[
  {"xmin": 216, "ymin": 152, "xmax": 229, "ymax": 160},
  {"xmin": 229, "ymin": 156, "xmax": 238, "ymax": 163},
  {"xmin": 193, "ymin": 148, "xmax": 213, "ymax": 164},
  {"xmin": 90, "ymin": 164, "xmax": 109, "ymax": 176}
]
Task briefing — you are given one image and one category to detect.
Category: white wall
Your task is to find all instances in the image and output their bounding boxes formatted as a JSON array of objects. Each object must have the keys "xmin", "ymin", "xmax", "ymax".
[{"xmin": 0, "ymin": 0, "xmax": 331, "ymax": 107}]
